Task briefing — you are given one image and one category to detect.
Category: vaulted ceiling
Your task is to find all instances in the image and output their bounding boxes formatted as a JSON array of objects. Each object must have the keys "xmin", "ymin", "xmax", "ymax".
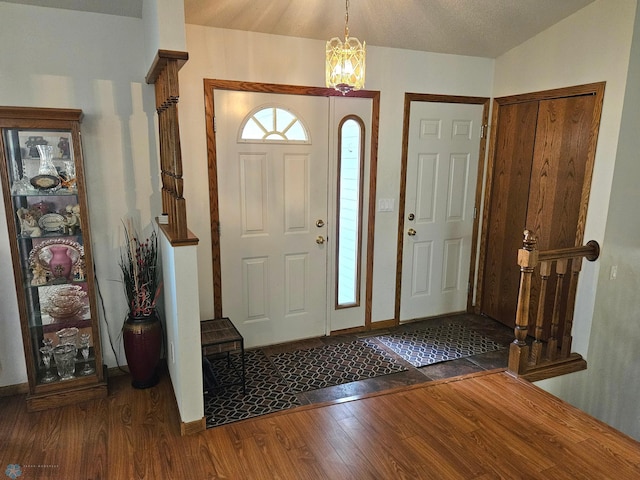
[{"xmin": 6, "ymin": 0, "xmax": 596, "ymax": 57}]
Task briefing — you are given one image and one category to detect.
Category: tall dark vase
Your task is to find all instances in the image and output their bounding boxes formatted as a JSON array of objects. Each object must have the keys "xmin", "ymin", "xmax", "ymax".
[{"xmin": 122, "ymin": 310, "xmax": 162, "ymax": 389}]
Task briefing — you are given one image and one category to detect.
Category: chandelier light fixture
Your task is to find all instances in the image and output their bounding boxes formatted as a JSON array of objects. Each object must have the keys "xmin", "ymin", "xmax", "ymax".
[{"xmin": 326, "ymin": 0, "xmax": 366, "ymax": 95}]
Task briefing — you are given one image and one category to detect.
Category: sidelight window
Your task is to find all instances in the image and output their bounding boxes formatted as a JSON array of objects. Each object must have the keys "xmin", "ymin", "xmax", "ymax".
[{"xmin": 336, "ymin": 116, "xmax": 365, "ymax": 308}]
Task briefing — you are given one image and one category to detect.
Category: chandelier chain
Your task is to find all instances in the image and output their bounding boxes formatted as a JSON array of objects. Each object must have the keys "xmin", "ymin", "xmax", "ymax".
[{"xmin": 345, "ymin": 0, "xmax": 350, "ymax": 39}]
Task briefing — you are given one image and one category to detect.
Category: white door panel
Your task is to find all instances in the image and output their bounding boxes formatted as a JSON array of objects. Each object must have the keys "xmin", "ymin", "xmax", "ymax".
[
  {"xmin": 216, "ymin": 91, "xmax": 329, "ymax": 347},
  {"xmin": 401, "ymin": 102, "xmax": 483, "ymax": 321}
]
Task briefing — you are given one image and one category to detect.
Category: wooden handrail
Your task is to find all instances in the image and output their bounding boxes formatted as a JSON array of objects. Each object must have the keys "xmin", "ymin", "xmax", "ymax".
[
  {"xmin": 538, "ymin": 241, "xmax": 600, "ymax": 262},
  {"xmin": 507, "ymin": 230, "xmax": 599, "ymax": 381}
]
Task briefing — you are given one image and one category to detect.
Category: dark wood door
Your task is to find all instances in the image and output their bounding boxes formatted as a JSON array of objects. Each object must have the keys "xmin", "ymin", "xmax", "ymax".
[
  {"xmin": 480, "ymin": 90, "xmax": 600, "ymax": 335},
  {"xmin": 525, "ymin": 94, "xmax": 597, "ymax": 338},
  {"xmin": 525, "ymin": 95, "xmax": 596, "ymax": 249},
  {"xmin": 480, "ymin": 100, "xmax": 538, "ymax": 324}
]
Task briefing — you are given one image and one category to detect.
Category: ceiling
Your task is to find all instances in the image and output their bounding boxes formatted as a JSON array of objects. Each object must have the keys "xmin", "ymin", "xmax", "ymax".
[{"xmin": 6, "ymin": 0, "xmax": 596, "ymax": 58}]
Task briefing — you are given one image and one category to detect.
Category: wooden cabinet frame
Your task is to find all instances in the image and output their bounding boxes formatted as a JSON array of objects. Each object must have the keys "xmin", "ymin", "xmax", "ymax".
[{"xmin": 0, "ymin": 107, "xmax": 107, "ymax": 411}]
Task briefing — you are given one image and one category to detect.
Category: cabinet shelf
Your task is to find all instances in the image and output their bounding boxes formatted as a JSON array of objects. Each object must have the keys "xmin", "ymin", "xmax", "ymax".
[
  {"xmin": 0, "ymin": 106, "xmax": 107, "ymax": 411},
  {"xmin": 12, "ymin": 189, "xmax": 78, "ymax": 197}
]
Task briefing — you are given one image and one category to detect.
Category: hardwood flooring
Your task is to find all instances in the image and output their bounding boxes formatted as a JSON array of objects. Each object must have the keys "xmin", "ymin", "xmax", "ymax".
[{"xmin": 2, "ymin": 367, "xmax": 639, "ymax": 479}]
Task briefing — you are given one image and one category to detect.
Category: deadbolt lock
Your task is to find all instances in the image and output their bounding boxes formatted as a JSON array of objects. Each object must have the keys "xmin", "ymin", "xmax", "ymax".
[
  {"xmin": 408, "ymin": 213, "xmax": 415, "ymax": 221},
  {"xmin": 316, "ymin": 219, "xmax": 325, "ymax": 228}
]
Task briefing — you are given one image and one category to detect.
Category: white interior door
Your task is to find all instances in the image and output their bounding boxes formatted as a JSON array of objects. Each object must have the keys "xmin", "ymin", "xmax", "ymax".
[
  {"xmin": 215, "ymin": 91, "xmax": 330, "ymax": 347},
  {"xmin": 400, "ymin": 101, "xmax": 483, "ymax": 321}
]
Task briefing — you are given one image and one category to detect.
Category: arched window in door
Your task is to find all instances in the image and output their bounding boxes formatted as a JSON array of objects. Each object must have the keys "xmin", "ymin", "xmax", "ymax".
[
  {"xmin": 336, "ymin": 116, "xmax": 365, "ymax": 308},
  {"xmin": 239, "ymin": 105, "xmax": 310, "ymax": 144}
]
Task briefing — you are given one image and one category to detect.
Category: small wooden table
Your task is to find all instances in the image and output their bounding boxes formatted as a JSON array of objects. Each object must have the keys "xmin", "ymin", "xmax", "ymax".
[{"xmin": 200, "ymin": 317, "xmax": 246, "ymax": 393}]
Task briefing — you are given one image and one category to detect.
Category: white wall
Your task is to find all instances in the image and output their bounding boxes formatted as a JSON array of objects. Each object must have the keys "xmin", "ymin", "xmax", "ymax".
[
  {"xmin": 492, "ymin": 0, "xmax": 640, "ymax": 439},
  {"xmin": 178, "ymin": 25, "xmax": 495, "ymax": 323},
  {"xmin": 160, "ymin": 231, "xmax": 203, "ymax": 424},
  {"xmin": 0, "ymin": 2, "xmax": 158, "ymax": 386},
  {"xmin": 142, "ymin": 0, "xmax": 187, "ymax": 68}
]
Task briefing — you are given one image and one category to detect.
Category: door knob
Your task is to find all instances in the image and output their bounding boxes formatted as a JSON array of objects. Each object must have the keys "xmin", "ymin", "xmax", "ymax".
[
  {"xmin": 407, "ymin": 228, "xmax": 416, "ymax": 236},
  {"xmin": 316, "ymin": 219, "xmax": 325, "ymax": 228},
  {"xmin": 316, "ymin": 236, "xmax": 325, "ymax": 244}
]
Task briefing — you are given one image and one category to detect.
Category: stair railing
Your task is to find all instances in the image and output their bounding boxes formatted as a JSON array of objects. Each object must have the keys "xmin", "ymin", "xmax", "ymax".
[{"xmin": 508, "ymin": 229, "xmax": 599, "ymax": 381}]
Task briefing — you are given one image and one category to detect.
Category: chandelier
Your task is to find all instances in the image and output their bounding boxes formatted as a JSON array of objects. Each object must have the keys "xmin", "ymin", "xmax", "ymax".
[{"xmin": 326, "ymin": 0, "xmax": 366, "ymax": 95}]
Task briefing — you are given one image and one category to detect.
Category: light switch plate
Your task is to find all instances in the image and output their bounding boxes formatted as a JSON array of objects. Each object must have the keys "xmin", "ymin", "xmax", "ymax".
[{"xmin": 378, "ymin": 198, "xmax": 395, "ymax": 212}]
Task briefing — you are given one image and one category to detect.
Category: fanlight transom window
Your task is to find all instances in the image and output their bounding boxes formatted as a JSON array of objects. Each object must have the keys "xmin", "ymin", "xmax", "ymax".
[{"xmin": 239, "ymin": 105, "xmax": 310, "ymax": 144}]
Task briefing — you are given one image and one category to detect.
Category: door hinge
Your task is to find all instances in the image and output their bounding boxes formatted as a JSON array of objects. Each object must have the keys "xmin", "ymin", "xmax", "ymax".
[
  {"xmin": 480, "ymin": 124, "xmax": 488, "ymax": 139},
  {"xmin": 213, "ymin": 116, "xmax": 217, "ymax": 133},
  {"xmin": 473, "ymin": 207, "xmax": 477, "ymax": 220}
]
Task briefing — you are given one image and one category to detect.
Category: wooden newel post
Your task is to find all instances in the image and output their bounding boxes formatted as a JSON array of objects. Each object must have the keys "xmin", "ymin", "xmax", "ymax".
[{"xmin": 508, "ymin": 230, "xmax": 538, "ymax": 375}]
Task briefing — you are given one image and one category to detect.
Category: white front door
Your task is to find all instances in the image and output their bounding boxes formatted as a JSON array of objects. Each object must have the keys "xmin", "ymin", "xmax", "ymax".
[
  {"xmin": 215, "ymin": 91, "xmax": 330, "ymax": 347},
  {"xmin": 400, "ymin": 101, "xmax": 483, "ymax": 321}
]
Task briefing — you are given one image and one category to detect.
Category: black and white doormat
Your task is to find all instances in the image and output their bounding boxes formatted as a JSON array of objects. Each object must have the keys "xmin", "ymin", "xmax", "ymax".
[
  {"xmin": 369, "ymin": 323, "xmax": 505, "ymax": 368},
  {"xmin": 204, "ymin": 341, "xmax": 407, "ymax": 428},
  {"xmin": 204, "ymin": 350, "xmax": 300, "ymax": 428},
  {"xmin": 269, "ymin": 340, "xmax": 408, "ymax": 393}
]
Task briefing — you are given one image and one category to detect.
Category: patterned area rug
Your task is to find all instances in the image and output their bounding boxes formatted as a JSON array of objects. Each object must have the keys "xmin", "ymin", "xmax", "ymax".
[
  {"xmin": 204, "ymin": 350, "xmax": 301, "ymax": 428},
  {"xmin": 204, "ymin": 341, "xmax": 407, "ymax": 428},
  {"xmin": 269, "ymin": 340, "xmax": 408, "ymax": 393},
  {"xmin": 370, "ymin": 323, "xmax": 505, "ymax": 368},
  {"xmin": 204, "ymin": 326, "xmax": 501, "ymax": 428}
]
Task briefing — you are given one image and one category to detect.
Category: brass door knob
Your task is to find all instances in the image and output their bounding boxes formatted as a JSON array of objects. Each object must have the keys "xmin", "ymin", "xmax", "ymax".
[
  {"xmin": 407, "ymin": 228, "xmax": 416, "ymax": 236},
  {"xmin": 316, "ymin": 219, "xmax": 325, "ymax": 228},
  {"xmin": 316, "ymin": 236, "xmax": 325, "ymax": 244}
]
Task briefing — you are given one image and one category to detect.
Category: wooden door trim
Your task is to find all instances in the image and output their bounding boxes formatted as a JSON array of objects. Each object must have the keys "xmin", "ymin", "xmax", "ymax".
[
  {"xmin": 474, "ymin": 82, "xmax": 606, "ymax": 315},
  {"xmin": 395, "ymin": 93, "xmax": 491, "ymax": 323},
  {"xmin": 493, "ymin": 82, "xmax": 606, "ymax": 106},
  {"xmin": 203, "ymin": 79, "xmax": 380, "ymax": 330}
]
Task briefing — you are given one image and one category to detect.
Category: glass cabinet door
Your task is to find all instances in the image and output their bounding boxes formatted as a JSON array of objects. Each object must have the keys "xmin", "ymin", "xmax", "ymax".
[{"xmin": 0, "ymin": 108, "xmax": 106, "ymax": 410}]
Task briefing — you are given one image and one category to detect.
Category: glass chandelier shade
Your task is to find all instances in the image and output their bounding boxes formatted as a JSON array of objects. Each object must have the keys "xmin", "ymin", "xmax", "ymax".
[{"xmin": 326, "ymin": 0, "xmax": 366, "ymax": 95}]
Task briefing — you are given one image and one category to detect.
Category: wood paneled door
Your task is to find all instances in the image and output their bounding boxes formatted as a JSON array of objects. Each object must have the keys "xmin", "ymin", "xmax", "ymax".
[{"xmin": 477, "ymin": 83, "xmax": 605, "ymax": 337}]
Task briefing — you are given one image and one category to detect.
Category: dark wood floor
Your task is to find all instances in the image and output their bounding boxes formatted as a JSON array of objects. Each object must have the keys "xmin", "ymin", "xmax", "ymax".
[{"xmin": 2, "ymin": 365, "xmax": 639, "ymax": 479}]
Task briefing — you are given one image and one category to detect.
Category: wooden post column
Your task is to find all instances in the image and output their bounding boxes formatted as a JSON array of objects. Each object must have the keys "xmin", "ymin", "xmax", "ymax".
[{"xmin": 146, "ymin": 50, "xmax": 191, "ymax": 243}]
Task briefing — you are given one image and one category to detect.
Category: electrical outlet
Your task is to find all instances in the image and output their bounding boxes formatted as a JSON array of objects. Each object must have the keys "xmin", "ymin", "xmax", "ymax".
[{"xmin": 610, "ymin": 265, "xmax": 618, "ymax": 280}]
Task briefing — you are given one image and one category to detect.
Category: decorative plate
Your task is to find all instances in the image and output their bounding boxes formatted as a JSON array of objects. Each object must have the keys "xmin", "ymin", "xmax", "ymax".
[
  {"xmin": 28, "ymin": 238, "xmax": 84, "ymax": 271},
  {"xmin": 30, "ymin": 174, "xmax": 61, "ymax": 190},
  {"xmin": 38, "ymin": 213, "xmax": 65, "ymax": 233}
]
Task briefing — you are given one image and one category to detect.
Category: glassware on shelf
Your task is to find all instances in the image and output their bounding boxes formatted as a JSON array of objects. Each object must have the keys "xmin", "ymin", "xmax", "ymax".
[
  {"xmin": 52, "ymin": 343, "xmax": 76, "ymax": 380},
  {"xmin": 61, "ymin": 160, "xmax": 77, "ymax": 191},
  {"xmin": 11, "ymin": 165, "xmax": 36, "ymax": 195},
  {"xmin": 79, "ymin": 333, "xmax": 94, "ymax": 375},
  {"xmin": 56, "ymin": 327, "xmax": 78, "ymax": 348},
  {"xmin": 39, "ymin": 338, "xmax": 56, "ymax": 383},
  {"xmin": 36, "ymin": 145, "xmax": 58, "ymax": 177}
]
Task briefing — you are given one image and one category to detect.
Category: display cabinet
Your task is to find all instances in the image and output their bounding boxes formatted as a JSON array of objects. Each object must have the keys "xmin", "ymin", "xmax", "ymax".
[{"xmin": 0, "ymin": 107, "xmax": 107, "ymax": 411}]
